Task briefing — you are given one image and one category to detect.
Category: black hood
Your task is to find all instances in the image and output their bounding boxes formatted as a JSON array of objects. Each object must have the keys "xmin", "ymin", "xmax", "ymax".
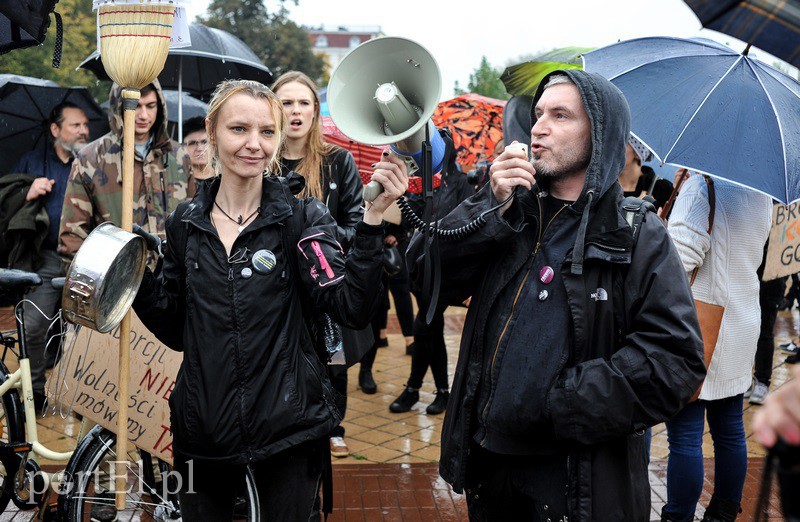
[
  {"xmin": 530, "ymin": 69, "xmax": 631, "ymax": 212},
  {"xmin": 529, "ymin": 70, "xmax": 631, "ymax": 274}
]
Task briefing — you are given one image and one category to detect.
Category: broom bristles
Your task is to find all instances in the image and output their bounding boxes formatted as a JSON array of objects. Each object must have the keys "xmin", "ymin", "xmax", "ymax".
[{"xmin": 98, "ymin": 3, "xmax": 174, "ymax": 90}]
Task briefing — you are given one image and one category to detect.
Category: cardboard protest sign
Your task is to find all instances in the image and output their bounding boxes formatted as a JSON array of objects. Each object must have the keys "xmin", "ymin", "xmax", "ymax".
[
  {"xmin": 52, "ymin": 312, "xmax": 180, "ymax": 463},
  {"xmin": 763, "ymin": 203, "xmax": 800, "ymax": 281}
]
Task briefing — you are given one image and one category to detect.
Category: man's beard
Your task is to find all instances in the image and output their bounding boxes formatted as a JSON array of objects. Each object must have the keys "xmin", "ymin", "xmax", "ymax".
[
  {"xmin": 56, "ymin": 136, "xmax": 87, "ymax": 155},
  {"xmin": 532, "ymin": 145, "xmax": 591, "ymax": 180}
]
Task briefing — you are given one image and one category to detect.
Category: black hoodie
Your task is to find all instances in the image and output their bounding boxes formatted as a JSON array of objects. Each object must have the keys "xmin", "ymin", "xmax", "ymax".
[{"xmin": 408, "ymin": 70, "xmax": 704, "ymax": 520}]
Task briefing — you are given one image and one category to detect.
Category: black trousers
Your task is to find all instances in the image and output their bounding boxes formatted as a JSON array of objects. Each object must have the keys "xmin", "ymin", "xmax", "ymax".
[
  {"xmin": 175, "ymin": 441, "xmax": 323, "ymax": 521},
  {"xmin": 407, "ymin": 294, "xmax": 449, "ymax": 390},
  {"xmin": 465, "ymin": 445, "xmax": 569, "ymax": 521},
  {"xmin": 755, "ymin": 276, "xmax": 787, "ymax": 386}
]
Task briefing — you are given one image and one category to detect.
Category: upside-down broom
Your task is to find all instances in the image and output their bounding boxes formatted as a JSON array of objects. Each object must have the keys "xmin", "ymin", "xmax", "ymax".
[{"xmin": 96, "ymin": 1, "xmax": 174, "ymax": 509}]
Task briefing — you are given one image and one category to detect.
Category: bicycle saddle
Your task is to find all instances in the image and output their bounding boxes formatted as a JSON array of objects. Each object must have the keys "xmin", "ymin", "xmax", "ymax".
[{"xmin": 0, "ymin": 269, "xmax": 43, "ymax": 290}]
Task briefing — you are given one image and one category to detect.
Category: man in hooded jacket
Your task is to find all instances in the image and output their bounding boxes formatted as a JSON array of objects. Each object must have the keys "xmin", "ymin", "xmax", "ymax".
[
  {"xmin": 408, "ymin": 70, "xmax": 705, "ymax": 520},
  {"xmin": 58, "ymin": 80, "xmax": 193, "ymax": 270}
]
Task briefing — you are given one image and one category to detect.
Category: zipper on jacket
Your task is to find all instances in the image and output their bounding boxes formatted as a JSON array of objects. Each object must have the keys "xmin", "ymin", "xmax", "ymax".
[
  {"xmin": 226, "ymin": 255, "xmax": 253, "ymax": 452},
  {"xmin": 480, "ymin": 196, "xmax": 569, "ymax": 434}
]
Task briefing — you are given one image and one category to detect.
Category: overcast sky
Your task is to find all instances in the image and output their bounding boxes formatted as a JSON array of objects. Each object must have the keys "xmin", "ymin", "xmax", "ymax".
[{"xmin": 185, "ymin": 0, "xmax": 791, "ymax": 99}]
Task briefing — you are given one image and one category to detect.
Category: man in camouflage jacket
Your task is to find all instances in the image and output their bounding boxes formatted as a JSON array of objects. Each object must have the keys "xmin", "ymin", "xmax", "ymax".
[{"xmin": 58, "ymin": 79, "xmax": 194, "ymax": 269}]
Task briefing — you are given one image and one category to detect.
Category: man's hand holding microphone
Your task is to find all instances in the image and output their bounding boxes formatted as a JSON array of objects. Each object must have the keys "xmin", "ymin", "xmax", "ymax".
[{"xmin": 489, "ymin": 141, "xmax": 534, "ymax": 215}]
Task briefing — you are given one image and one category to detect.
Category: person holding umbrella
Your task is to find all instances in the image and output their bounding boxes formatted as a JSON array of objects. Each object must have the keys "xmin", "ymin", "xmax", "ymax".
[
  {"xmin": 664, "ymin": 170, "xmax": 772, "ymax": 521},
  {"xmin": 1, "ymin": 101, "xmax": 89, "ymax": 409},
  {"xmin": 272, "ymin": 71, "xmax": 368, "ymax": 459}
]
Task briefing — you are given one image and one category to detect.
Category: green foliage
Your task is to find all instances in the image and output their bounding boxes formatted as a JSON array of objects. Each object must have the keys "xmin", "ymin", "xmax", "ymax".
[
  {"xmin": 454, "ymin": 56, "xmax": 508, "ymax": 100},
  {"xmin": 200, "ymin": 0, "xmax": 326, "ymax": 84},
  {"xmin": 0, "ymin": 0, "xmax": 112, "ymax": 101}
]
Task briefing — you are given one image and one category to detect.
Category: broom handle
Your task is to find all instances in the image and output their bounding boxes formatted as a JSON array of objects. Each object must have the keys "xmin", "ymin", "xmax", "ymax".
[{"xmin": 116, "ymin": 88, "xmax": 139, "ymax": 510}]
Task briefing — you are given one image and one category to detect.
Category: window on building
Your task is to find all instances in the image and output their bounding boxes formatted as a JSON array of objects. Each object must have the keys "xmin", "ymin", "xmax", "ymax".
[
  {"xmin": 316, "ymin": 35, "xmax": 328, "ymax": 48},
  {"xmin": 349, "ymin": 36, "xmax": 361, "ymax": 48}
]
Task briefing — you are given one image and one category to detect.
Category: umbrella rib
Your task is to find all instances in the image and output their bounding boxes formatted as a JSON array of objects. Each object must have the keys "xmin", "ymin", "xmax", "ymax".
[
  {"xmin": 747, "ymin": 59, "xmax": 791, "ymax": 203},
  {"xmin": 663, "ymin": 56, "xmax": 743, "ymax": 163}
]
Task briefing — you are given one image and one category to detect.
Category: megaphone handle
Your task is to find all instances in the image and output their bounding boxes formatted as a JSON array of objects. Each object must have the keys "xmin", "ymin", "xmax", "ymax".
[{"xmin": 363, "ymin": 154, "xmax": 420, "ymax": 203}]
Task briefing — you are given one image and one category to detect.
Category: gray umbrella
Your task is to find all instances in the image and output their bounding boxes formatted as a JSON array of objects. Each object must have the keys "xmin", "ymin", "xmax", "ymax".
[{"xmin": 78, "ymin": 23, "xmax": 272, "ymax": 142}]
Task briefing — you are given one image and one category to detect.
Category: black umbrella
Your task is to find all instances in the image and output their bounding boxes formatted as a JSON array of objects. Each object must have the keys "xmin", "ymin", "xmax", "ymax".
[
  {"xmin": 0, "ymin": 74, "xmax": 109, "ymax": 175},
  {"xmin": 683, "ymin": 0, "xmax": 800, "ymax": 67},
  {"xmin": 0, "ymin": 0, "xmax": 57, "ymax": 55},
  {"xmin": 78, "ymin": 23, "xmax": 272, "ymax": 142}
]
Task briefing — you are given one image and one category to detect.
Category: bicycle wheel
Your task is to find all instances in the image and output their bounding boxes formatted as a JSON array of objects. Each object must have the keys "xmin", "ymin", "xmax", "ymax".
[
  {"xmin": 0, "ymin": 359, "xmax": 26, "ymax": 513},
  {"xmin": 59, "ymin": 426, "xmax": 260, "ymax": 521}
]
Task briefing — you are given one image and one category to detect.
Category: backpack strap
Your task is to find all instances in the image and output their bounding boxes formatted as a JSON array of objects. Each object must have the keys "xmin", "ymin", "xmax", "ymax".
[{"xmin": 620, "ymin": 196, "xmax": 655, "ymax": 244}]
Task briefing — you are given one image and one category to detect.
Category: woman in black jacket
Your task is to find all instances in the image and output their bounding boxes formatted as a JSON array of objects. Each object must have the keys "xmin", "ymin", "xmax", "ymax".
[
  {"xmin": 272, "ymin": 71, "xmax": 371, "ymax": 459},
  {"xmin": 133, "ymin": 79, "xmax": 407, "ymax": 521}
]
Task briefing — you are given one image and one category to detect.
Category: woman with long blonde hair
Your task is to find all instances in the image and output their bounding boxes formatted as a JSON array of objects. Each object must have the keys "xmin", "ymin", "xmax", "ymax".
[
  {"xmin": 273, "ymin": 71, "xmax": 373, "ymax": 460},
  {"xmin": 133, "ymin": 79, "xmax": 408, "ymax": 520}
]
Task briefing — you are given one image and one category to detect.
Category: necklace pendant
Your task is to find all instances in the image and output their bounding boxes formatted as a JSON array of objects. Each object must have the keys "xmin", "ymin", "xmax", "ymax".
[{"xmin": 236, "ymin": 215, "xmax": 243, "ymax": 225}]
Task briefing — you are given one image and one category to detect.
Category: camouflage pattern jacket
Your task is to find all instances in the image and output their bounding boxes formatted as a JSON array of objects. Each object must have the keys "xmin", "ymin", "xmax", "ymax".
[{"xmin": 58, "ymin": 79, "xmax": 193, "ymax": 269}]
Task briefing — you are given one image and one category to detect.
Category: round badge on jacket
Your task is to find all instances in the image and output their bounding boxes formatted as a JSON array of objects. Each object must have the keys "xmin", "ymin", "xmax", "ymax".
[{"xmin": 252, "ymin": 249, "xmax": 277, "ymax": 274}]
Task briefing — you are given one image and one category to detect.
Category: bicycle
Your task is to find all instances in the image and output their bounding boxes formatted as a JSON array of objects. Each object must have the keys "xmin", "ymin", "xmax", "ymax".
[{"xmin": 0, "ymin": 267, "xmax": 261, "ymax": 521}]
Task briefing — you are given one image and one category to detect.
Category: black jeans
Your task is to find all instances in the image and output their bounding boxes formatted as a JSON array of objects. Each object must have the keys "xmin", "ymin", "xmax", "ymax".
[
  {"xmin": 407, "ymin": 295, "xmax": 449, "ymax": 391},
  {"xmin": 386, "ymin": 266, "xmax": 414, "ymax": 337},
  {"xmin": 175, "ymin": 441, "xmax": 323, "ymax": 521},
  {"xmin": 327, "ymin": 364, "xmax": 347, "ymax": 437},
  {"xmin": 755, "ymin": 276, "xmax": 787, "ymax": 386},
  {"xmin": 465, "ymin": 445, "xmax": 569, "ymax": 521}
]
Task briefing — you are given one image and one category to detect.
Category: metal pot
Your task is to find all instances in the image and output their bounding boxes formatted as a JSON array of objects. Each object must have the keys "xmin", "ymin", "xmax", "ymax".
[{"xmin": 62, "ymin": 222, "xmax": 147, "ymax": 333}]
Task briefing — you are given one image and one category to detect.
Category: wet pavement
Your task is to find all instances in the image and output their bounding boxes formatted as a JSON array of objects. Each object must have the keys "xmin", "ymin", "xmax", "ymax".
[{"xmin": 0, "ymin": 305, "xmax": 796, "ymax": 520}]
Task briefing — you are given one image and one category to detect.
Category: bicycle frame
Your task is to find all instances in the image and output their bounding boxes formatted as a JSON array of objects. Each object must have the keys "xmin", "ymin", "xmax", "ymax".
[{"xmin": 1, "ymin": 302, "xmax": 92, "ymax": 496}]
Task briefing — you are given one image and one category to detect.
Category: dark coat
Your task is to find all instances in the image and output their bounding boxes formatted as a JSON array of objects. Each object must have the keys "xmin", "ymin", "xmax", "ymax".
[
  {"xmin": 133, "ymin": 174, "xmax": 384, "ymax": 464},
  {"xmin": 280, "ymin": 147, "xmax": 363, "ymax": 251},
  {"xmin": 408, "ymin": 70, "xmax": 705, "ymax": 520},
  {"xmin": 0, "ymin": 173, "xmax": 49, "ymax": 270}
]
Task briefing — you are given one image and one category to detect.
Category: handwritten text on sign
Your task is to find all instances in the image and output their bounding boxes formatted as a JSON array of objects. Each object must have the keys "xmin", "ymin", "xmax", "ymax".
[
  {"xmin": 764, "ymin": 203, "xmax": 800, "ymax": 281},
  {"xmin": 54, "ymin": 313, "xmax": 181, "ymax": 463}
]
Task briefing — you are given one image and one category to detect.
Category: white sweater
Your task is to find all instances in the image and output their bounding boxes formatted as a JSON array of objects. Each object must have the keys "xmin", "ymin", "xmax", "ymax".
[{"xmin": 668, "ymin": 174, "xmax": 772, "ymax": 401}]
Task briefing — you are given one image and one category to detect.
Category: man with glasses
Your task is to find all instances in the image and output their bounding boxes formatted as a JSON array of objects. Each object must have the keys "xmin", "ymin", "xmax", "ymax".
[{"xmin": 182, "ymin": 116, "xmax": 210, "ymax": 180}]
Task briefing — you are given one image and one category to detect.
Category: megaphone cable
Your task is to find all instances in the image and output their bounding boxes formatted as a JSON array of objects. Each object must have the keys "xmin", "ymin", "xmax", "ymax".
[{"xmin": 395, "ymin": 188, "xmax": 517, "ymax": 241}]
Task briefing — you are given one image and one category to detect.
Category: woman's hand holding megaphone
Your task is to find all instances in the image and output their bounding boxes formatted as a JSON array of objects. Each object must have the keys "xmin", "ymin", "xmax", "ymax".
[{"xmin": 364, "ymin": 150, "xmax": 409, "ymax": 225}]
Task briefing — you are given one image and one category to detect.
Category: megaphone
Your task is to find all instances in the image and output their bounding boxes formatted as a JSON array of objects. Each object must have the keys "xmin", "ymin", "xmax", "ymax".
[{"xmin": 328, "ymin": 36, "xmax": 444, "ymax": 202}]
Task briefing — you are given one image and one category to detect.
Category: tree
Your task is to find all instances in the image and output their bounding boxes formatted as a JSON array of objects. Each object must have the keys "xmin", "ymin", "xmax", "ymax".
[
  {"xmin": 0, "ymin": 0, "xmax": 112, "ymax": 100},
  {"xmin": 200, "ymin": 0, "xmax": 326, "ymax": 84},
  {"xmin": 454, "ymin": 56, "xmax": 508, "ymax": 100}
]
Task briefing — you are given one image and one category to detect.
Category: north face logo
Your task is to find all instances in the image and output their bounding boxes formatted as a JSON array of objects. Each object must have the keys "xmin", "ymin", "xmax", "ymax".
[{"xmin": 591, "ymin": 288, "xmax": 608, "ymax": 301}]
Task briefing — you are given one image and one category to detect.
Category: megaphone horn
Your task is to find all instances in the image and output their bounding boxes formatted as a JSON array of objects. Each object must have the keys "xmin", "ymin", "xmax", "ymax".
[{"xmin": 327, "ymin": 37, "xmax": 445, "ymax": 202}]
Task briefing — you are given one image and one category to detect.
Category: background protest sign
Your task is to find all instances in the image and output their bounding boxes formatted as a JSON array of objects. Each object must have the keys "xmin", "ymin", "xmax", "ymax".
[
  {"xmin": 764, "ymin": 203, "xmax": 800, "ymax": 281},
  {"xmin": 52, "ymin": 312, "xmax": 180, "ymax": 463}
]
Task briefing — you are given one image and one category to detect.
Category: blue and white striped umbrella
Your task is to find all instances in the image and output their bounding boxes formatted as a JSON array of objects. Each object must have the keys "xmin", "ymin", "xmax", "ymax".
[{"xmin": 584, "ymin": 36, "xmax": 800, "ymax": 204}]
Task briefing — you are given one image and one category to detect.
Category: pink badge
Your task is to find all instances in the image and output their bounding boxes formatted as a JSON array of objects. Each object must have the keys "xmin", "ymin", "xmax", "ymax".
[{"xmin": 539, "ymin": 266, "xmax": 554, "ymax": 284}]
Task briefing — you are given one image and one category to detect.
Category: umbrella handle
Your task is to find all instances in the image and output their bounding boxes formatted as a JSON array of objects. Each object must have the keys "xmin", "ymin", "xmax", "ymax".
[{"xmin": 115, "ymin": 88, "xmax": 139, "ymax": 510}]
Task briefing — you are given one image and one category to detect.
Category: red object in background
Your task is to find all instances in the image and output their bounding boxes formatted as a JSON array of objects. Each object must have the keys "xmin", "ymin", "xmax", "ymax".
[
  {"xmin": 322, "ymin": 116, "xmax": 386, "ymax": 185},
  {"xmin": 321, "ymin": 116, "xmax": 440, "ymax": 195},
  {"xmin": 432, "ymin": 93, "xmax": 506, "ymax": 172}
]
